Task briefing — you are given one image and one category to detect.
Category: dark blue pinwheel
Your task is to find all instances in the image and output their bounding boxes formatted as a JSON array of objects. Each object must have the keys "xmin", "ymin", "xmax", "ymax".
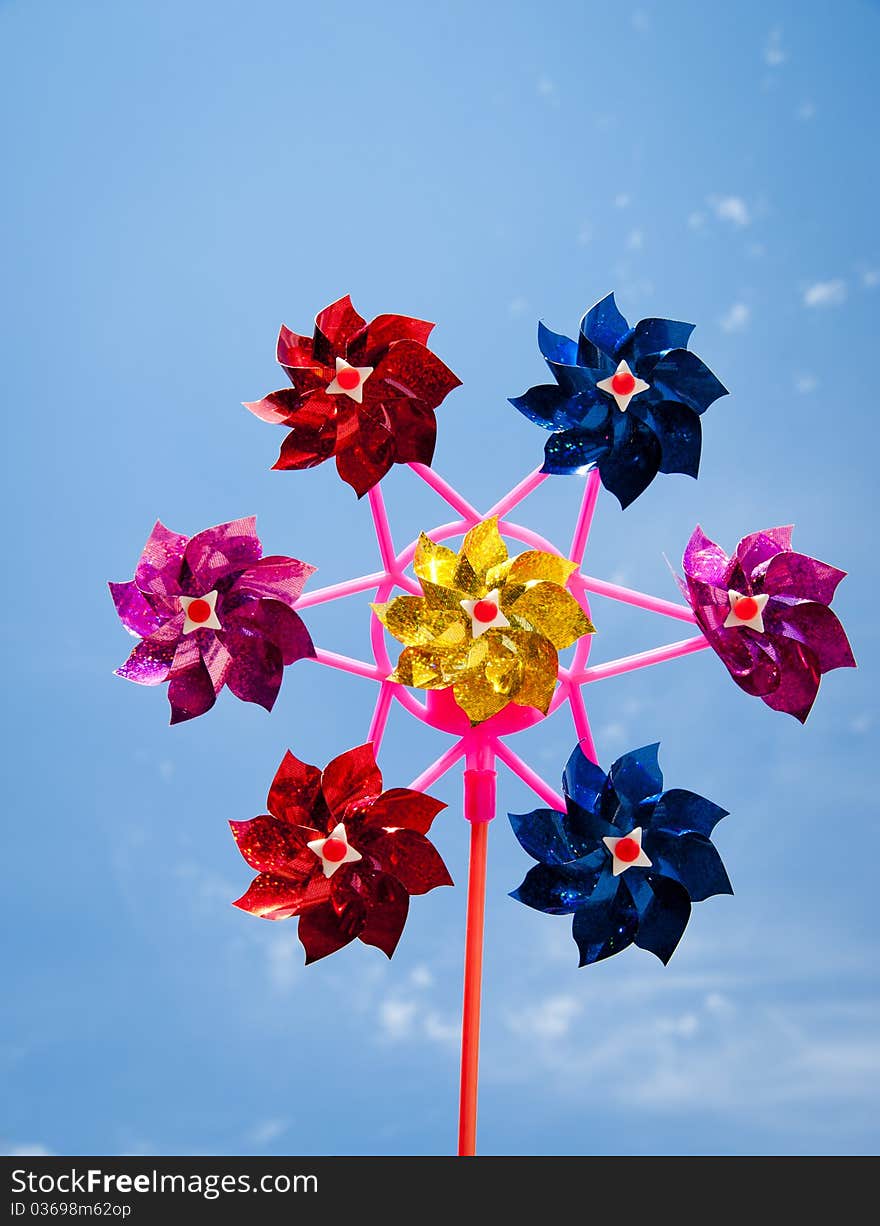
[
  {"xmin": 509, "ymin": 293, "xmax": 728, "ymax": 508},
  {"xmin": 509, "ymin": 742, "xmax": 732, "ymax": 966}
]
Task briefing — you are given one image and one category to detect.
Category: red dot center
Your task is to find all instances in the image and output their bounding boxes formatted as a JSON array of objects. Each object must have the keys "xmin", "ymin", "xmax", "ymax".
[
  {"xmin": 473, "ymin": 599, "xmax": 499, "ymax": 623},
  {"xmin": 734, "ymin": 596, "xmax": 759, "ymax": 621},
  {"xmin": 614, "ymin": 836, "xmax": 641, "ymax": 863},
  {"xmin": 187, "ymin": 598, "xmax": 212, "ymax": 624},
  {"xmin": 611, "ymin": 371, "xmax": 636, "ymax": 395},
  {"xmin": 322, "ymin": 837, "xmax": 348, "ymax": 862},
  {"xmin": 336, "ymin": 366, "xmax": 361, "ymax": 390}
]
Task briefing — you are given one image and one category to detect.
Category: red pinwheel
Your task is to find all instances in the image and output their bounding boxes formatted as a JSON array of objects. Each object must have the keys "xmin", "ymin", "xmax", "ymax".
[
  {"xmin": 231, "ymin": 743, "xmax": 452, "ymax": 962},
  {"xmin": 245, "ymin": 295, "xmax": 461, "ymax": 497}
]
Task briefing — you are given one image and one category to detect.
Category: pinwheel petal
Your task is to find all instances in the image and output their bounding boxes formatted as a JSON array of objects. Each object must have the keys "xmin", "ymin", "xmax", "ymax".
[
  {"xmin": 321, "ymin": 743, "xmax": 383, "ymax": 818},
  {"xmin": 506, "ymin": 582, "xmax": 593, "ymax": 649},
  {"xmin": 580, "ymin": 293, "xmax": 631, "ymax": 357},
  {"xmin": 359, "ymin": 828, "xmax": 453, "ymax": 894},
  {"xmin": 272, "ymin": 397, "xmax": 340, "ymax": 470},
  {"xmin": 625, "ymin": 874, "xmax": 692, "ymax": 964},
  {"xmin": 758, "ymin": 552, "xmax": 847, "ymax": 605},
  {"xmin": 777, "ymin": 602, "xmax": 856, "ymax": 673},
  {"xmin": 168, "ymin": 652, "xmax": 216, "ymax": 724},
  {"xmin": 373, "ymin": 338, "xmax": 461, "ymax": 411},
  {"xmin": 609, "ymin": 744, "xmax": 663, "ymax": 813},
  {"xmin": 571, "ymin": 874, "xmax": 637, "ymax": 966},
  {"xmin": 509, "ymin": 807, "xmax": 606, "ymax": 865},
  {"xmin": 510, "ymin": 384, "xmax": 583, "ymax": 431},
  {"xmin": 227, "ymin": 599, "xmax": 315, "ymax": 666},
  {"xmin": 223, "ymin": 627, "xmax": 283, "ymax": 710},
  {"xmin": 511, "ymin": 853, "xmax": 606, "ymax": 915},
  {"xmin": 135, "ymin": 520, "xmax": 188, "ymax": 597},
  {"xmin": 355, "ymin": 873, "xmax": 410, "ymax": 958},
  {"xmin": 348, "ymin": 313, "xmax": 435, "ymax": 363},
  {"xmin": 313, "ymin": 294, "xmax": 367, "ymax": 360},
  {"xmin": 650, "ymin": 789, "xmax": 729, "ymax": 838},
  {"xmin": 184, "ymin": 517, "xmax": 262, "ymax": 589},
  {"xmin": 562, "ymin": 743, "xmax": 609, "ymax": 814},
  {"xmin": 632, "ymin": 399, "xmax": 702, "ymax": 477},
  {"xmin": 109, "ymin": 581, "xmax": 167, "ymax": 638},
  {"xmin": 626, "ymin": 317, "xmax": 696, "ymax": 364},
  {"xmin": 363, "ymin": 788, "xmax": 446, "ymax": 835},
  {"xmin": 276, "ymin": 325, "xmax": 316, "ymax": 369},
  {"xmin": 233, "ymin": 556, "xmax": 316, "ymax": 605},
  {"xmin": 598, "ymin": 413, "xmax": 663, "ymax": 509},
  {"xmin": 298, "ymin": 900, "xmax": 361, "ymax": 962},
  {"xmin": 229, "ymin": 815, "xmax": 318, "ymax": 878},
  {"xmin": 761, "ymin": 637, "xmax": 822, "ymax": 722},
  {"xmin": 649, "ymin": 349, "xmax": 728, "ymax": 413},
  {"xmin": 644, "ymin": 830, "xmax": 733, "ymax": 901},
  {"xmin": 334, "ymin": 414, "xmax": 395, "ymax": 497},
  {"xmin": 542, "ymin": 427, "xmax": 610, "ymax": 474},
  {"xmin": 234, "ymin": 872, "xmax": 328, "ymax": 921},
  {"xmin": 244, "ymin": 387, "xmax": 304, "ymax": 425},
  {"xmin": 383, "ymin": 397, "xmax": 437, "ymax": 465},
  {"xmin": 413, "ymin": 533, "xmax": 460, "ymax": 589},
  {"xmin": 267, "ymin": 750, "xmax": 326, "ymax": 826},
  {"xmin": 115, "ymin": 638, "xmax": 176, "ymax": 685}
]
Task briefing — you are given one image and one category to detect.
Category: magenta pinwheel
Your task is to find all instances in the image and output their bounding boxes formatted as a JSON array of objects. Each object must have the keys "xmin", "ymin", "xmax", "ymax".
[
  {"xmin": 110, "ymin": 516, "xmax": 316, "ymax": 723},
  {"xmin": 679, "ymin": 524, "xmax": 856, "ymax": 721},
  {"xmin": 107, "ymin": 290, "xmax": 856, "ymax": 1156}
]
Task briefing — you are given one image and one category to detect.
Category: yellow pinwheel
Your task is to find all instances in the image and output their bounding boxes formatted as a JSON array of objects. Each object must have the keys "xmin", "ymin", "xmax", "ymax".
[{"xmin": 373, "ymin": 518, "xmax": 594, "ymax": 724}]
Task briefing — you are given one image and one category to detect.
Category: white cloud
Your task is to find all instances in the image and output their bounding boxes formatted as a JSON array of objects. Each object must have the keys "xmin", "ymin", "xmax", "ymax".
[
  {"xmin": 631, "ymin": 9, "xmax": 650, "ymax": 34},
  {"xmin": 796, "ymin": 100, "xmax": 816, "ymax": 121},
  {"xmin": 614, "ymin": 193, "xmax": 631, "ymax": 209},
  {"xmin": 536, "ymin": 75, "xmax": 559, "ymax": 106},
  {"xmin": 862, "ymin": 269, "xmax": 880, "ymax": 289},
  {"xmin": 795, "ymin": 374, "xmax": 817, "ymax": 394},
  {"xmin": 508, "ymin": 296, "xmax": 528, "ymax": 317},
  {"xmin": 719, "ymin": 302, "xmax": 751, "ymax": 333},
  {"xmin": 410, "ymin": 965, "xmax": 434, "ymax": 989},
  {"xmin": 1, "ymin": 1143, "xmax": 53, "ymax": 1156},
  {"xmin": 507, "ymin": 994, "xmax": 581, "ymax": 1040},
  {"xmin": 803, "ymin": 279, "xmax": 847, "ymax": 308},
  {"xmin": 626, "ymin": 228, "xmax": 644, "ymax": 251},
  {"xmin": 378, "ymin": 997, "xmax": 458, "ymax": 1045},
  {"xmin": 764, "ymin": 28, "xmax": 786, "ymax": 67},
  {"xmin": 711, "ymin": 196, "xmax": 751, "ymax": 227},
  {"xmin": 266, "ymin": 932, "xmax": 299, "ymax": 992},
  {"xmin": 577, "ymin": 221, "xmax": 593, "ymax": 246},
  {"xmin": 687, "ymin": 211, "xmax": 706, "ymax": 230},
  {"xmin": 379, "ymin": 999, "xmax": 418, "ymax": 1039},
  {"xmin": 248, "ymin": 1118, "xmax": 288, "ymax": 1145}
]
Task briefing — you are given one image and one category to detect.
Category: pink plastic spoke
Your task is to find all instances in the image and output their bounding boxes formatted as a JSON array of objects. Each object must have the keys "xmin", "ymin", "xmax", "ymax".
[
  {"xmin": 484, "ymin": 467, "xmax": 548, "ymax": 520},
  {"xmin": 310, "ymin": 647, "xmax": 387, "ymax": 682},
  {"xmin": 409, "ymin": 463, "xmax": 481, "ymax": 523},
  {"xmin": 494, "ymin": 740, "xmax": 565, "ymax": 811},
  {"xmin": 368, "ymin": 484, "xmax": 399, "ymax": 573},
  {"xmin": 568, "ymin": 685, "xmax": 598, "ymax": 761},
  {"xmin": 569, "ymin": 470, "xmax": 602, "ymax": 565},
  {"xmin": 408, "ymin": 739, "xmax": 468, "ymax": 792},
  {"xmin": 575, "ymin": 633, "xmax": 710, "ymax": 684},
  {"xmin": 576, "ymin": 573, "xmax": 697, "ymax": 624},
  {"xmin": 297, "ymin": 571, "xmax": 387, "ymax": 609},
  {"xmin": 367, "ymin": 682, "xmax": 395, "ymax": 750}
]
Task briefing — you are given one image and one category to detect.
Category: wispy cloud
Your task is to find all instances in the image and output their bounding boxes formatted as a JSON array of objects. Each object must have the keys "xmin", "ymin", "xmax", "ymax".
[
  {"xmin": 626, "ymin": 228, "xmax": 644, "ymax": 251},
  {"xmin": 536, "ymin": 75, "xmax": 559, "ymax": 107},
  {"xmin": 796, "ymin": 100, "xmax": 816, "ymax": 121},
  {"xmin": 1, "ymin": 1143, "xmax": 53, "ymax": 1156},
  {"xmin": 247, "ymin": 1118, "xmax": 288, "ymax": 1146},
  {"xmin": 763, "ymin": 28, "xmax": 786, "ymax": 67},
  {"xmin": 507, "ymin": 994, "xmax": 581, "ymax": 1040},
  {"xmin": 719, "ymin": 302, "xmax": 751, "ymax": 333},
  {"xmin": 710, "ymin": 196, "xmax": 751, "ymax": 227},
  {"xmin": 795, "ymin": 374, "xmax": 817, "ymax": 394},
  {"xmin": 803, "ymin": 280, "xmax": 847, "ymax": 308}
]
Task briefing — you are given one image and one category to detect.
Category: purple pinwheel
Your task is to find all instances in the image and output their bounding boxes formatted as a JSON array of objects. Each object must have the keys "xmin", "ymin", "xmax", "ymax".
[
  {"xmin": 109, "ymin": 517, "xmax": 316, "ymax": 723},
  {"xmin": 510, "ymin": 292, "xmax": 728, "ymax": 508},
  {"xmin": 679, "ymin": 525, "xmax": 855, "ymax": 722}
]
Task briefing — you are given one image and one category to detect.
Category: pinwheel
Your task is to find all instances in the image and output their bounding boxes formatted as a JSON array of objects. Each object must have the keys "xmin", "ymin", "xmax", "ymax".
[
  {"xmin": 107, "ymin": 291, "xmax": 855, "ymax": 1155},
  {"xmin": 244, "ymin": 294, "xmax": 461, "ymax": 496},
  {"xmin": 109, "ymin": 517, "xmax": 316, "ymax": 722},
  {"xmin": 231, "ymin": 744, "xmax": 451, "ymax": 962},
  {"xmin": 679, "ymin": 525, "xmax": 856, "ymax": 721},
  {"xmin": 510, "ymin": 292, "xmax": 728, "ymax": 507},
  {"xmin": 510, "ymin": 743, "xmax": 731, "ymax": 966}
]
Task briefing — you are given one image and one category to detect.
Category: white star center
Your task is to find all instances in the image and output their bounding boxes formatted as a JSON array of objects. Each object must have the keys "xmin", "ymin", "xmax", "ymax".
[
  {"xmin": 180, "ymin": 590, "xmax": 222, "ymax": 634},
  {"xmin": 723, "ymin": 589, "xmax": 770, "ymax": 632},
  {"xmin": 602, "ymin": 826, "xmax": 652, "ymax": 876},
  {"xmin": 325, "ymin": 356, "xmax": 374, "ymax": 404},
  {"xmin": 596, "ymin": 359, "xmax": 650, "ymax": 412},
  {"xmin": 460, "ymin": 589, "xmax": 510, "ymax": 639},
  {"xmin": 306, "ymin": 821, "xmax": 363, "ymax": 878}
]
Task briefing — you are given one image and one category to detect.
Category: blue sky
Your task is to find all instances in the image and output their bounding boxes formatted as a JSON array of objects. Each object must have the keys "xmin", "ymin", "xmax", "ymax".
[{"xmin": 2, "ymin": 0, "xmax": 878, "ymax": 1156}]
